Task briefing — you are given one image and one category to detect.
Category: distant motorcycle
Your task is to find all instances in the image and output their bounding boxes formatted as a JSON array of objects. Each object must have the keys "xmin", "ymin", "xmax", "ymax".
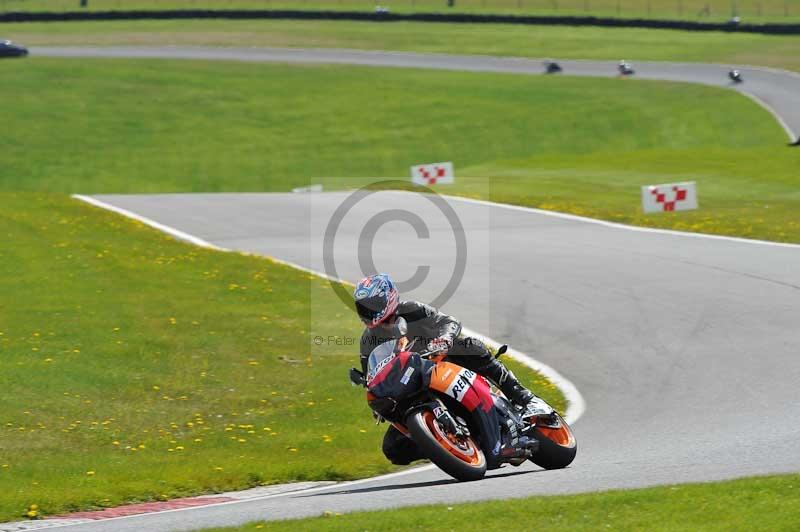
[
  {"xmin": 350, "ymin": 318, "xmax": 577, "ymax": 481},
  {"xmin": 618, "ymin": 60, "xmax": 635, "ymax": 76},
  {"xmin": 729, "ymin": 70, "xmax": 743, "ymax": 83},
  {"xmin": 544, "ymin": 61, "xmax": 563, "ymax": 74}
]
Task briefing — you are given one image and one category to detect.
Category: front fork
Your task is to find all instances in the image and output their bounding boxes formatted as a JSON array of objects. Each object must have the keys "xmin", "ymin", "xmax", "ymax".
[{"xmin": 395, "ymin": 399, "xmax": 467, "ymax": 438}]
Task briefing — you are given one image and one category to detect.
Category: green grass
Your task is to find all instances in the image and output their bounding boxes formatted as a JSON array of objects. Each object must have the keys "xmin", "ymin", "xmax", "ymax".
[
  {"xmin": 3, "ymin": 0, "xmax": 800, "ymax": 22},
  {"xmin": 1, "ymin": 58, "xmax": 799, "ymax": 242},
  {"xmin": 6, "ymin": 19, "xmax": 800, "ymax": 73},
  {"xmin": 0, "ymin": 192, "xmax": 563, "ymax": 522},
  {"xmin": 206, "ymin": 473, "xmax": 800, "ymax": 531}
]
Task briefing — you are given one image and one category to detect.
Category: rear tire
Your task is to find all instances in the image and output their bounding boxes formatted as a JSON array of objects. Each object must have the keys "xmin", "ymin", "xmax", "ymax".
[
  {"xmin": 530, "ymin": 413, "xmax": 577, "ymax": 470},
  {"xmin": 406, "ymin": 409, "xmax": 486, "ymax": 482}
]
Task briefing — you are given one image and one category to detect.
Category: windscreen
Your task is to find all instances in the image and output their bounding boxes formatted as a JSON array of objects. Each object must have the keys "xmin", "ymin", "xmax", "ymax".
[{"xmin": 366, "ymin": 339, "xmax": 398, "ymax": 381}]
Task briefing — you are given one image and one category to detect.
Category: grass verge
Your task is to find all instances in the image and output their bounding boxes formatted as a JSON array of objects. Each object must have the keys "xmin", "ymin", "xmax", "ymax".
[
  {"xmin": 4, "ymin": 19, "xmax": 800, "ymax": 72},
  {"xmin": 3, "ymin": 0, "xmax": 800, "ymax": 23},
  {"xmin": 205, "ymin": 473, "xmax": 800, "ymax": 531},
  {"xmin": 0, "ymin": 192, "xmax": 563, "ymax": 522},
  {"xmin": 1, "ymin": 59, "xmax": 798, "ymax": 243}
]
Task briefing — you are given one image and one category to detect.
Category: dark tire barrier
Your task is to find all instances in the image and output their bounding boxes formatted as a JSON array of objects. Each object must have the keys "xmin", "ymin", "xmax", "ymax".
[{"xmin": 2, "ymin": 9, "xmax": 800, "ymax": 35}]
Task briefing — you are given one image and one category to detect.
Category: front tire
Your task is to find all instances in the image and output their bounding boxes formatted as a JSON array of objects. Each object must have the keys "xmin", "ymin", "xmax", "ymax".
[
  {"xmin": 406, "ymin": 409, "xmax": 486, "ymax": 482},
  {"xmin": 530, "ymin": 413, "xmax": 577, "ymax": 470}
]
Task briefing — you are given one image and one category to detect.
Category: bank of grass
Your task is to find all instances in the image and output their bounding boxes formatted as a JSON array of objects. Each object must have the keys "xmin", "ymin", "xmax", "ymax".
[
  {"xmin": 1, "ymin": 58, "xmax": 798, "ymax": 242},
  {"xmin": 5, "ymin": 19, "xmax": 800, "ymax": 72},
  {"xmin": 3, "ymin": 0, "xmax": 800, "ymax": 22},
  {"xmin": 0, "ymin": 192, "xmax": 565, "ymax": 522},
  {"xmin": 207, "ymin": 473, "xmax": 800, "ymax": 531}
]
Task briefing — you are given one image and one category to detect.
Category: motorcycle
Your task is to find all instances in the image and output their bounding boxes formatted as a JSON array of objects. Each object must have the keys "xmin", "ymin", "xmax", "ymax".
[
  {"xmin": 349, "ymin": 318, "xmax": 577, "ymax": 481},
  {"xmin": 618, "ymin": 61, "xmax": 635, "ymax": 76},
  {"xmin": 544, "ymin": 61, "xmax": 563, "ymax": 74},
  {"xmin": 729, "ymin": 69, "xmax": 743, "ymax": 83}
]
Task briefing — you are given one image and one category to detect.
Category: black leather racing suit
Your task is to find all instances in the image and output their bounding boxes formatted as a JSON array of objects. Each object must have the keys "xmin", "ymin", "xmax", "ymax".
[{"xmin": 359, "ymin": 300, "xmax": 519, "ymax": 465}]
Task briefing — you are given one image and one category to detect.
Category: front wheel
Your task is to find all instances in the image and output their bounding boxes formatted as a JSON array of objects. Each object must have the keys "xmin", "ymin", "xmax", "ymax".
[
  {"xmin": 406, "ymin": 409, "xmax": 486, "ymax": 482},
  {"xmin": 530, "ymin": 413, "xmax": 577, "ymax": 470}
]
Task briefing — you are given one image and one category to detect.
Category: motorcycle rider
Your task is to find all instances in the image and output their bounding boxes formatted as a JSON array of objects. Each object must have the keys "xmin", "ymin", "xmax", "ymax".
[{"xmin": 354, "ymin": 273, "xmax": 537, "ymax": 465}]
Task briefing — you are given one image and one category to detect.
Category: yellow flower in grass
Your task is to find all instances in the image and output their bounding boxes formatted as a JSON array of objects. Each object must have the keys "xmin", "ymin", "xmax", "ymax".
[{"xmin": 86, "ymin": 471, "xmax": 95, "ymax": 476}]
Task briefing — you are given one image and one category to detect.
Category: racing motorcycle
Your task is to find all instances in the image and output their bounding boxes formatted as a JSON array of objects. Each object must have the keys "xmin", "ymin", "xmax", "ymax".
[
  {"xmin": 349, "ymin": 318, "xmax": 577, "ymax": 481},
  {"xmin": 618, "ymin": 60, "xmax": 635, "ymax": 76},
  {"xmin": 729, "ymin": 69, "xmax": 743, "ymax": 83}
]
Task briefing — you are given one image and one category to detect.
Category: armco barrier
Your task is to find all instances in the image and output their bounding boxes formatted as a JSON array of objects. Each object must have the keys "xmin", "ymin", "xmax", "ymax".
[{"xmin": 1, "ymin": 9, "xmax": 800, "ymax": 35}]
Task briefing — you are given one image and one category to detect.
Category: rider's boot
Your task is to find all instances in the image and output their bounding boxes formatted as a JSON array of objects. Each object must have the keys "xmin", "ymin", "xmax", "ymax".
[{"xmin": 477, "ymin": 359, "xmax": 536, "ymax": 409}]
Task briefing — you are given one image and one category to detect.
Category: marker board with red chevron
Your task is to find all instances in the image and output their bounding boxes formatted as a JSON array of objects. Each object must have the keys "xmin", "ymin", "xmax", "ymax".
[
  {"xmin": 641, "ymin": 181, "xmax": 698, "ymax": 214},
  {"xmin": 411, "ymin": 162, "xmax": 454, "ymax": 186}
]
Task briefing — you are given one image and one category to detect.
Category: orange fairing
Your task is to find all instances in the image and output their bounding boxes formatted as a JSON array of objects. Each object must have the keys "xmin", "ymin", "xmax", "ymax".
[
  {"xmin": 429, "ymin": 362, "xmax": 463, "ymax": 394},
  {"xmin": 537, "ymin": 423, "xmax": 576, "ymax": 446}
]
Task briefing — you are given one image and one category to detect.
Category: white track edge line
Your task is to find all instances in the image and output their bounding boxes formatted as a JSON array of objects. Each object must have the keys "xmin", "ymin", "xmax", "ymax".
[
  {"xmin": 72, "ymin": 195, "xmax": 227, "ymax": 250},
  {"xmin": 739, "ymin": 91, "xmax": 797, "ymax": 141},
  {"xmin": 436, "ymin": 193, "xmax": 800, "ymax": 249},
  {"xmin": 460, "ymin": 327, "xmax": 585, "ymax": 425},
  {"xmin": 25, "ymin": 465, "xmax": 438, "ymax": 530}
]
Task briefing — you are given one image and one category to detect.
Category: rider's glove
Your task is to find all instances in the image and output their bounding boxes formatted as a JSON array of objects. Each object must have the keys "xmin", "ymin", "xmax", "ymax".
[{"xmin": 427, "ymin": 336, "xmax": 453, "ymax": 354}]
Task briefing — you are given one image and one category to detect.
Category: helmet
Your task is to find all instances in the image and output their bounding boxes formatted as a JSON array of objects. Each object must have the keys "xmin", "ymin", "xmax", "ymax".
[{"xmin": 353, "ymin": 273, "xmax": 399, "ymax": 328}]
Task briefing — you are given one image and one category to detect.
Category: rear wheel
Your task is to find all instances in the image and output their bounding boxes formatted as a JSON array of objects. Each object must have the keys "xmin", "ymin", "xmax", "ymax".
[
  {"xmin": 530, "ymin": 413, "xmax": 577, "ymax": 470},
  {"xmin": 406, "ymin": 409, "xmax": 486, "ymax": 482}
]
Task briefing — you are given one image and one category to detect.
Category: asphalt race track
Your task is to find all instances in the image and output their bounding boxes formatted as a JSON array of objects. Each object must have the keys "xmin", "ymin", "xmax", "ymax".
[
  {"xmin": 23, "ymin": 48, "xmax": 800, "ymax": 530},
  {"xmin": 62, "ymin": 190, "xmax": 800, "ymax": 531},
  {"xmin": 31, "ymin": 46, "xmax": 800, "ymax": 140}
]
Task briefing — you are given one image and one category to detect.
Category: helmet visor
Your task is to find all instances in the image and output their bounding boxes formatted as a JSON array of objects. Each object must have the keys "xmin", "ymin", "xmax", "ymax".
[{"xmin": 355, "ymin": 295, "xmax": 389, "ymax": 325}]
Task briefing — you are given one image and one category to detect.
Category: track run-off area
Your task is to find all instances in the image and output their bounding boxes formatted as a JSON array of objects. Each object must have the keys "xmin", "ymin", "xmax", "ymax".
[{"xmin": 8, "ymin": 47, "xmax": 800, "ymax": 530}]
